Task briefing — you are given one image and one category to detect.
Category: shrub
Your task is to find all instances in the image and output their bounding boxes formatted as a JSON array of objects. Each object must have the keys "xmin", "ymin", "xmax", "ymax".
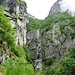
[
  {"xmin": 2, "ymin": 57, "xmax": 35, "ymax": 75},
  {"xmin": 23, "ymin": 44, "xmax": 32, "ymax": 63},
  {"xmin": 44, "ymin": 57, "xmax": 56, "ymax": 66},
  {"xmin": 46, "ymin": 68, "xmax": 54, "ymax": 75},
  {"xmin": 69, "ymin": 47, "xmax": 75, "ymax": 59},
  {"xmin": 0, "ymin": 6, "xmax": 15, "ymax": 49},
  {"xmin": 56, "ymin": 58, "xmax": 75, "ymax": 75}
]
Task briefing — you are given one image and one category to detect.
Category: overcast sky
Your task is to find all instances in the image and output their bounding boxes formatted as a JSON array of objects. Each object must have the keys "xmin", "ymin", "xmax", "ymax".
[
  {"xmin": 24, "ymin": 0, "xmax": 57, "ymax": 19},
  {"xmin": 60, "ymin": 0, "xmax": 75, "ymax": 15},
  {"xmin": 24, "ymin": 0, "xmax": 75, "ymax": 19}
]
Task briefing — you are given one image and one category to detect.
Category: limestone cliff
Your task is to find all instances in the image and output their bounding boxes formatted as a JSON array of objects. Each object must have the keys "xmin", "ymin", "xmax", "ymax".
[
  {"xmin": 0, "ymin": 0, "xmax": 29, "ymax": 46},
  {"xmin": 48, "ymin": 0, "xmax": 62, "ymax": 17},
  {"xmin": 26, "ymin": 0, "xmax": 75, "ymax": 70}
]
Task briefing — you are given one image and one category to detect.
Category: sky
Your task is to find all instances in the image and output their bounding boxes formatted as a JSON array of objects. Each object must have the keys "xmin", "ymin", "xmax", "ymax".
[
  {"xmin": 60, "ymin": 0, "xmax": 75, "ymax": 16},
  {"xmin": 24, "ymin": 0, "xmax": 57, "ymax": 19},
  {"xmin": 24, "ymin": 0, "xmax": 75, "ymax": 19}
]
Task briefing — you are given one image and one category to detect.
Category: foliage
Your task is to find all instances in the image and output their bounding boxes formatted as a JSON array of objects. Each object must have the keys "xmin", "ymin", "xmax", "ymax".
[
  {"xmin": 21, "ymin": 1, "xmax": 27, "ymax": 7},
  {"xmin": 15, "ymin": 0, "xmax": 27, "ymax": 7},
  {"xmin": 0, "ymin": 65, "xmax": 6, "ymax": 75},
  {"xmin": 54, "ymin": 27, "xmax": 61, "ymax": 35},
  {"xmin": 0, "ymin": 6, "xmax": 4, "ymax": 13},
  {"xmin": 0, "ymin": 6, "xmax": 35, "ymax": 75},
  {"xmin": 55, "ymin": 58, "xmax": 75, "ymax": 75},
  {"xmin": 27, "ymin": 18, "xmax": 41, "ymax": 31},
  {"xmin": 2, "ymin": 57, "xmax": 35, "ymax": 75},
  {"xmin": 40, "ymin": 17, "xmax": 53, "ymax": 34},
  {"xmin": 12, "ymin": 45, "xmax": 26, "ymax": 58},
  {"xmin": 69, "ymin": 47, "xmax": 75, "ymax": 59},
  {"xmin": 0, "ymin": 6, "xmax": 15, "ymax": 49},
  {"xmin": 23, "ymin": 44, "xmax": 33, "ymax": 63},
  {"xmin": 46, "ymin": 68, "xmax": 54, "ymax": 75},
  {"xmin": 16, "ymin": 0, "xmax": 22, "ymax": 3},
  {"xmin": 44, "ymin": 57, "xmax": 56, "ymax": 66},
  {"xmin": 44, "ymin": 47, "xmax": 75, "ymax": 75},
  {"xmin": 53, "ymin": 13, "xmax": 72, "ymax": 23},
  {"xmin": 40, "ymin": 13, "xmax": 72, "ymax": 35}
]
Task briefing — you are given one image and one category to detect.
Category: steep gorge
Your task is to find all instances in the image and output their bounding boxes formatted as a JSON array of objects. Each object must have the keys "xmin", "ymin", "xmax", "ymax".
[
  {"xmin": 0, "ymin": 0, "xmax": 75, "ymax": 75},
  {"xmin": 27, "ymin": 0, "xmax": 75, "ymax": 72}
]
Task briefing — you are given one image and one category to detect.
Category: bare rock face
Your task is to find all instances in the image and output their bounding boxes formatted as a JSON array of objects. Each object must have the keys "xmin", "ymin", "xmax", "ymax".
[
  {"xmin": 27, "ymin": 29, "xmax": 42, "ymax": 60},
  {"xmin": 48, "ymin": 0, "xmax": 62, "ymax": 17},
  {"xmin": 27, "ymin": 20, "xmax": 75, "ymax": 63},
  {"xmin": 0, "ymin": 44, "xmax": 14, "ymax": 64},
  {"xmin": 41, "ymin": 20, "xmax": 75, "ymax": 61},
  {"xmin": 0, "ymin": 0, "xmax": 29, "ymax": 46}
]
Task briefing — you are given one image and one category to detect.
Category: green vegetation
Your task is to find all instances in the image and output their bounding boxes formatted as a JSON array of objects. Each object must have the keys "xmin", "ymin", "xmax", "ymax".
[
  {"xmin": 27, "ymin": 12, "xmax": 75, "ymax": 75},
  {"xmin": 0, "ymin": 6, "xmax": 15, "ymax": 48},
  {"xmin": 44, "ymin": 57, "xmax": 56, "ymax": 67},
  {"xmin": 1, "ymin": 2, "xmax": 75, "ymax": 74},
  {"xmin": 21, "ymin": 1, "xmax": 27, "ymax": 7},
  {"xmin": 27, "ymin": 18, "xmax": 42, "ymax": 31},
  {"xmin": 16, "ymin": 0, "xmax": 27, "ymax": 7},
  {"xmin": 41, "ymin": 47, "xmax": 75, "ymax": 75},
  {"xmin": 55, "ymin": 58, "xmax": 75, "ymax": 75},
  {"xmin": 2, "ymin": 57, "xmax": 35, "ymax": 75},
  {"xmin": 16, "ymin": 0, "xmax": 22, "ymax": 3},
  {"xmin": 23, "ymin": 44, "xmax": 33, "ymax": 63},
  {"xmin": 41, "ymin": 13, "xmax": 72, "ymax": 34},
  {"xmin": 0, "ymin": 6, "xmax": 35, "ymax": 75},
  {"xmin": 58, "ymin": 47, "xmax": 75, "ymax": 75}
]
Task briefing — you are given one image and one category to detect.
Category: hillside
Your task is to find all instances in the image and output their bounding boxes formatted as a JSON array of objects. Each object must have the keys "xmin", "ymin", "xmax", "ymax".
[{"xmin": 0, "ymin": 0, "xmax": 75, "ymax": 75}]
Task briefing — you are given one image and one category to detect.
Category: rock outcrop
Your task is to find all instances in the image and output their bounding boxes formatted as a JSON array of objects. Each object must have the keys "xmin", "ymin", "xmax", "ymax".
[
  {"xmin": 0, "ymin": 0, "xmax": 29, "ymax": 46},
  {"xmin": 26, "ymin": 29, "xmax": 42, "ymax": 70},
  {"xmin": 27, "ymin": 29, "xmax": 42, "ymax": 60},
  {"xmin": 0, "ymin": 44, "xmax": 15, "ymax": 64},
  {"xmin": 26, "ymin": 0, "xmax": 75, "ymax": 70},
  {"xmin": 48, "ymin": 0, "xmax": 62, "ymax": 17}
]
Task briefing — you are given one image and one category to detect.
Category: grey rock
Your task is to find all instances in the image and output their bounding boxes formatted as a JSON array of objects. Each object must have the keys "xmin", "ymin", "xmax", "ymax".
[
  {"xmin": 0, "ymin": 0, "xmax": 29, "ymax": 46},
  {"xmin": 48, "ymin": 0, "xmax": 62, "ymax": 17}
]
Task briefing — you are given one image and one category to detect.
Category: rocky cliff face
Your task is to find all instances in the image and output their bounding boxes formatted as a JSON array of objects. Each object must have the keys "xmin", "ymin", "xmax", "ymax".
[
  {"xmin": 0, "ymin": 44, "xmax": 15, "ymax": 64},
  {"xmin": 26, "ymin": 0, "xmax": 75, "ymax": 70},
  {"xmin": 27, "ymin": 15, "xmax": 75, "ymax": 70},
  {"xmin": 48, "ymin": 0, "xmax": 62, "ymax": 17},
  {"xmin": 42, "ymin": 22, "xmax": 75, "ymax": 60},
  {"xmin": 0, "ymin": 0, "xmax": 29, "ymax": 46},
  {"xmin": 27, "ymin": 29, "xmax": 42, "ymax": 60},
  {"xmin": 1, "ymin": 0, "xmax": 75, "ymax": 71},
  {"xmin": 27, "ymin": 20, "xmax": 75, "ymax": 60}
]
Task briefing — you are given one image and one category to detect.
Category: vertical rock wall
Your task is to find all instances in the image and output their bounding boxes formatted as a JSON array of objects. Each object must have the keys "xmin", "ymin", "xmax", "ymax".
[{"xmin": 0, "ymin": 0, "xmax": 29, "ymax": 46}]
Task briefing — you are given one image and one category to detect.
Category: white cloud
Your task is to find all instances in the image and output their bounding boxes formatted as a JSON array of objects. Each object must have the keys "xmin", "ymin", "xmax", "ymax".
[
  {"xmin": 60, "ymin": 0, "xmax": 75, "ymax": 15},
  {"xmin": 24, "ymin": 0, "xmax": 57, "ymax": 19}
]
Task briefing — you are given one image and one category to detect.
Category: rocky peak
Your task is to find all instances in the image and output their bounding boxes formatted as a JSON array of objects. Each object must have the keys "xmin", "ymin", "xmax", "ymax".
[{"xmin": 48, "ymin": 0, "xmax": 63, "ymax": 17}]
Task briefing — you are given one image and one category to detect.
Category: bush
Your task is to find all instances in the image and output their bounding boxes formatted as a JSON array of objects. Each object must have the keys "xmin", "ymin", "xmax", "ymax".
[
  {"xmin": 69, "ymin": 47, "xmax": 75, "ymax": 59},
  {"xmin": 2, "ymin": 57, "xmax": 35, "ymax": 75},
  {"xmin": 44, "ymin": 57, "xmax": 56, "ymax": 66},
  {"xmin": 27, "ymin": 18, "xmax": 41, "ymax": 31},
  {"xmin": 0, "ymin": 6, "xmax": 15, "ymax": 49},
  {"xmin": 46, "ymin": 68, "xmax": 54, "ymax": 75},
  {"xmin": 56, "ymin": 58, "xmax": 75, "ymax": 75},
  {"xmin": 23, "ymin": 44, "xmax": 32, "ymax": 63},
  {"xmin": 12, "ymin": 45, "xmax": 26, "ymax": 58}
]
